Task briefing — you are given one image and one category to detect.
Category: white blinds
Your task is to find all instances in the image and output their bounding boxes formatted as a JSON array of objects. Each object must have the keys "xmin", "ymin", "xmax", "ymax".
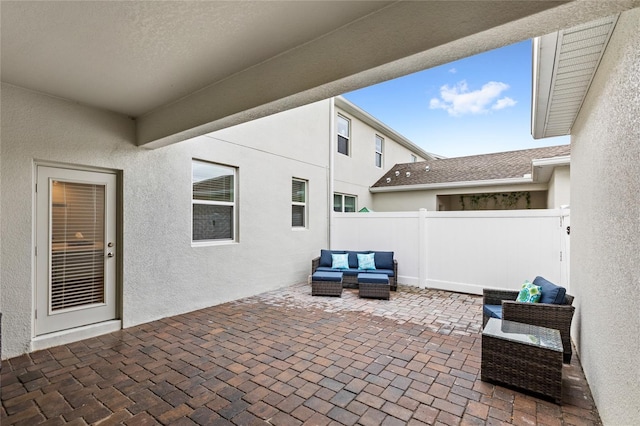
[{"xmin": 50, "ymin": 180, "xmax": 105, "ymax": 311}]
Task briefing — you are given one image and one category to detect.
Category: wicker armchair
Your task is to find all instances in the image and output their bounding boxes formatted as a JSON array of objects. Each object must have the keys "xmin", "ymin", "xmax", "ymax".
[{"xmin": 483, "ymin": 289, "xmax": 575, "ymax": 363}]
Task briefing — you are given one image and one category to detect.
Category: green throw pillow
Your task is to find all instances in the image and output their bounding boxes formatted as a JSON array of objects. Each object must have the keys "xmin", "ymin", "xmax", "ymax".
[{"xmin": 516, "ymin": 281, "xmax": 541, "ymax": 303}]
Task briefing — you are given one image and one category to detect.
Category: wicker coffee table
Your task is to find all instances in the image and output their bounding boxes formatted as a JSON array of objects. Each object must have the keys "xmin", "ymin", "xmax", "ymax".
[{"xmin": 482, "ymin": 318, "xmax": 563, "ymax": 403}]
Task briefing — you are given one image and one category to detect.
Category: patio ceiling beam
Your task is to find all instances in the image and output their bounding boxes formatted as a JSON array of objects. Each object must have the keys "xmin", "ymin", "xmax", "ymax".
[{"xmin": 137, "ymin": 0, "xmax": 613, "ymax": 149}]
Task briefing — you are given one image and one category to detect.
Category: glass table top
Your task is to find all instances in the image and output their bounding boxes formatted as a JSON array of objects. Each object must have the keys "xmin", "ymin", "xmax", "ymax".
[{"xmin": 483, "ymin": 318, "xmax": 563, "ymax": 352}]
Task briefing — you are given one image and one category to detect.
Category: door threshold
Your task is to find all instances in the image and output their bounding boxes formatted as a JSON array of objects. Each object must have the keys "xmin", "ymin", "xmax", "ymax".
[{"xmin": 32, "ymin": 320, "xmax": 122, "ymax": 352}]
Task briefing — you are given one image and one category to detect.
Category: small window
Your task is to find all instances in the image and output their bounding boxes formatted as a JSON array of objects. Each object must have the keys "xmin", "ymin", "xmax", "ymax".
[
  {"xmin": 192, "ymin": 160, "xmax": 236, "ymax": 242},
  {"xmin": 337, "ymin": 115, "xmax": 350, "ymax": 156},
  {"xmin": 292, "ymin": 178, "xmax": 307, "ymax": 228},
  {"xmin": 375, "ymin": 135, "xmax": 384, "ymax": 168},
  {"xmin": 410, "ymin": 154, "xmax": 417, "ymax": 163},
  {"xmin": 334, "ymin": 193, "xmax": 357, "ymax": 212}
]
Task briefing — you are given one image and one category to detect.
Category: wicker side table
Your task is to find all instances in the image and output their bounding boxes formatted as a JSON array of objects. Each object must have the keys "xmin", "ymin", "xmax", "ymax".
[
  {"xmin": 482, "ymin": 318, "xmax": 563, "ymax": 403},
  {"xmin": 311, "ymin": 271, "xmax": 343, "ymax": 296}
]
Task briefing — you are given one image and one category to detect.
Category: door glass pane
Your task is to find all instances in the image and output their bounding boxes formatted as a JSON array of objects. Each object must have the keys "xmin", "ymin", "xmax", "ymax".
[{"xmin": 50, "ymin": 181, "xmax": 105, "ymax": 311}]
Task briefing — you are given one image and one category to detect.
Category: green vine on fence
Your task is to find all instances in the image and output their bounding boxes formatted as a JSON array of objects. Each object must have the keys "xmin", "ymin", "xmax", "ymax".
[{"xmin": 459, "ymin": 192, "xmax": 531, "ymax": 210}]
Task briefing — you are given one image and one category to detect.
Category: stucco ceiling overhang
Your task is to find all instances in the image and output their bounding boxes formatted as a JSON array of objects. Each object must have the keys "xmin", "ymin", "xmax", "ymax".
[
  {"xmin": 531, "ymin": 14, "xmax": 621, "ymax": 139},
  {"xmin": 2, "ymin": 1, "xmax": 638, "ymax": 148}
]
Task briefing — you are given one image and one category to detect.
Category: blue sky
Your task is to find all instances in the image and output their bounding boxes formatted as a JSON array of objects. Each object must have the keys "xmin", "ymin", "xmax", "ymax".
[{"xmin": 343, "ymin": 40, "xmax": 569, "ymax": 158}]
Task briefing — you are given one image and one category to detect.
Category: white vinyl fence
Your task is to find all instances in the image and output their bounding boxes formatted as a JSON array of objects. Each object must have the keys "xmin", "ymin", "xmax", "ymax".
[{"xmin": 331, "ymin": 209, "xmax": 570, "ymax": 295}]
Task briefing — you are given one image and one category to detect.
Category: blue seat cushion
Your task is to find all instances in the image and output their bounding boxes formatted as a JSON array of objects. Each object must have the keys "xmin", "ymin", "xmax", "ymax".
[
  {"xmin": 533, "ymin": 276, "xmax": 567, "ymax": 304},
  {"xmin": 312, "ymin": 271, "xmax": 343, "ymax": 282},
  {"xmin": 483, "ymin": 304, "xmax": 503, "ymax": 319},
  {"xmin": 369, "ymin": 269, "xmax": 394, "ymax": 277},
  {"xmin": 357, "ymin": 273, "xmax": 389, "ymax": 284}
]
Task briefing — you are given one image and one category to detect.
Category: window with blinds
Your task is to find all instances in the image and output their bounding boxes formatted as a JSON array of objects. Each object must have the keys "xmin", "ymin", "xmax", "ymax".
[
  {"xmin": 375, "ymin": 135, "xmax": 384, "ymax": 168},
  {"xmin": 334, "ymin": 193, "xmax": 357, "ymax": 213},
  {"xmin": 192, "ymin": 160, "xmax": 237, "ymax": 242},
  {"xmin": 50, "ymin": 180, "xmax": 106, "ymax": 311},
  {"xmin": 292, "ymin": 178, "xmax": 307, "ymax": 228},
  {"xmin": 337, "ymin": 114, "xmax": 350, "ymax": 156}
]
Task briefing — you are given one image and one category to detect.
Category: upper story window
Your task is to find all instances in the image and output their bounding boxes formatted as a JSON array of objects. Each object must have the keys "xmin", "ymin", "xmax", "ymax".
[
  {"xmin": 334, "ymin": 193, "xmax": 357, "ymax": 212},
  {"xmin": 375, "ymin": 135, "xmax": 384, "ymax": 168},
  {"xmin": 192, "ymin": 160, "xmax": 236, "ymax": 243},
  {"xmin": 410, "ymin": 154, "xmax": 417, "ymax": 163},
  {"xmin": 337, "ymin": 114, "xmax": 350, "ymax": 156},
  {"xmin": 292, "ymin": 178, "xmax": 307, "ymax": 228}
]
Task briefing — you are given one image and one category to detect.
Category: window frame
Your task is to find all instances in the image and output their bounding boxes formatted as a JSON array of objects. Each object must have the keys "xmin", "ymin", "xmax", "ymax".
[
  {"xmin": 191, "ymin": 159, "xmax": 238, "ymax": 245},
  {"xmin": 337, "ymin": 114, "xmax": 351, "ymax": 156},
  {"xmin": 410, "ymin": 154, "xmax": 417, "ymax": 163},
  {"xmin": 375, "ymin": 135, "xmax": 384, "ymax": 168},
  {"xmin": 292, "ymin": 177, "xmax": 308, "ymax": 229},
  {"xmin": 333, "ymin": 193, "xmax": 357, "ymax": 213}
]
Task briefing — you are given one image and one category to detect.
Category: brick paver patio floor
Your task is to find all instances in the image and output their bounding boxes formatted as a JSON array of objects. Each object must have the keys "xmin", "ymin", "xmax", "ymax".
[{"xmin": 2, "ymin": 283, "xmax": 601, "ymax": 425}]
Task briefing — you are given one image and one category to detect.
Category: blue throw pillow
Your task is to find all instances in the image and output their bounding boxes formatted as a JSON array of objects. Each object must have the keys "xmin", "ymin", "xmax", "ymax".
[
  {"xmin": 347, "ymin": 251, "xmax": 369, "ymax": 268},
  {"xmin": 533, "ymin": 276, "xmax": 567, "ymax": 304},
  {"xmin": 373, "ymin": 251, "xmax": 394, "ymax": 270},
  {"xmin": 319, "ymin": 250, "xmax": 332, "ymax": 267},
  {"xmin": 516, "ymin": 281, "xmax": 541, "ymax": 303},
  {"xmin": 320, "ymin": 249, "xmax": 343, "ymax": 267},
  {"xmin": 331, "ymin": 253, "xmax": 349, "ymax": 269},
  {"xmin": 357, "ymin": 253, "xmax": 376, "ymax": 270}
]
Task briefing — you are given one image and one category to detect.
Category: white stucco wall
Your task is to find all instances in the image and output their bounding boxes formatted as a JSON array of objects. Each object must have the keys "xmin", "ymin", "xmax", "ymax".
[
  {"xmin": 547, "ymin": 165, "xmax": 570, "ymax": 208},
  {"xmin": 372, "ymin": 190, "xmax": 437, "ymax": 211},
  {"xmin": 334, "ymin": 106, "xmax": 426, "ymax": 211},
  {"xmin": 569, "ymin": 9, "xmax": 640, "ymax": 425},
  {"xmin": 0, "ymin": 84, "xmax": 329, "ymax": 358},
  {"xmin": 371, "ymin": 183, "xmax": 549, "ymax": 212}
]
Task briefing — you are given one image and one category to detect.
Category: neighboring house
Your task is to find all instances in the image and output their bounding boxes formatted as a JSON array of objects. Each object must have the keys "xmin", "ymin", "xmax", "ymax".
[
  {"xmin": 332, "ymin": 97, "xmax": 433, "ymax": 212},
  {"xmin": 210, "ymin": 96, "xmax": 432, "ymax": 216},
  {"xmin": 369, "ymin": 145, "xmax": 570, "ymax": 211}
]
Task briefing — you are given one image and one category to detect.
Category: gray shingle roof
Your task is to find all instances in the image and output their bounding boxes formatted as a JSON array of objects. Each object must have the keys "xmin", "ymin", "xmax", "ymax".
[{"xmin": 372, "ymin": 145, "xmax": 570, "ymax": 188}]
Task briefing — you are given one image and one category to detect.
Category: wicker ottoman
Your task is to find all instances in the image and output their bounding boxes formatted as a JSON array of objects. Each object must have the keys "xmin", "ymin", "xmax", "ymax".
[
  {"xmin": 311, "ymin": 271, "xmax": 343, "ymax": 296},
  {"xmin": 357, "ymin": 273, "xmax": 390, "ymax": 300},
  {"xmin": 482, "ymin": 318, "xmax": 563, "ymax": 403}
]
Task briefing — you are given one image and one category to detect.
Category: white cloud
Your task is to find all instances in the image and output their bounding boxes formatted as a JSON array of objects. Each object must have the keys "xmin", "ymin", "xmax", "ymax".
[
  {"xmin": 429, "ymin": 80, "xmax": 516, "ymax": 116},
  {"xmin": 448, "ymin": 68, "xmax": 457, "ymax": 74},
  {"xmin": 492, "ymin": 97, "xmax": 517, "ymax": 110}
]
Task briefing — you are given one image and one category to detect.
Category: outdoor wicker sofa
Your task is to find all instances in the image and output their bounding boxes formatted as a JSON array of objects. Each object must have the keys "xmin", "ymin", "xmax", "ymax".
[
  {"xmin": 483, "ymin": 277, "xmax": 575, "ymax": 363},
  {"xmin": 312, "ymin": 249, "xmax": 398, "ymax": 291}
]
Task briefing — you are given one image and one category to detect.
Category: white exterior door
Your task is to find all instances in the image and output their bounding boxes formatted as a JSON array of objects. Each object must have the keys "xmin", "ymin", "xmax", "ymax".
[{"xmin": 35, "ymin": 166, "xmax": 118, "ymax": 335}]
